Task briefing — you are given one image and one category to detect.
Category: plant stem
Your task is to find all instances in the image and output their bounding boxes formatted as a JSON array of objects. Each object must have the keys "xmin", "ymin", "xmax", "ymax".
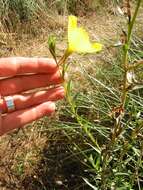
[
  {"xmin": 58, "ymin": 50, "xmax": 71, "ymax": 66},
  {"xmin": 65, "ymin": 81, "xmax": 101, "ymax": 151},
  {"xmin": 101, "ymin": 1, "xmax": 142, "ymax": 188},
  {"xmin": 121, "ymin": 0, "xmax": 142, "ymax": 108},
  {"xmin": 59, "ymin": 50, "xmax": 101, "ymax": 152}
]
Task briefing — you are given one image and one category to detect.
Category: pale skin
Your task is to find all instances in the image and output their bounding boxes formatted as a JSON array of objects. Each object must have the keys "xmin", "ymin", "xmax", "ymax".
[{"xmin": 0, "ymin": 57, "xmax": 64, "ymax": 136}]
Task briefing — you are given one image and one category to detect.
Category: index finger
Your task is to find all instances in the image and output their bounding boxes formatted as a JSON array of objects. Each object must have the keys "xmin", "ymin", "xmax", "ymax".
[{"xmin": 0, "ymin": 57, "xmax": 58, "ymax": 77}]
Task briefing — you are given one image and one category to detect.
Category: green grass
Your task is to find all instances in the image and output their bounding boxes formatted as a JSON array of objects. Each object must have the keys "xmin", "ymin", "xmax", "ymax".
[
  {"xmin": 53, "ymin": 5, "xmax": 143, "ymax": 187},
  {"xmin": 56, "ymin": 44, "xmax": 143, "ymax": 189}
]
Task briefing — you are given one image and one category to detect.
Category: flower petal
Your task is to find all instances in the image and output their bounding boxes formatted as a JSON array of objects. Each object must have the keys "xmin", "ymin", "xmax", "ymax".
[
  {"xmin": 68, "ymin": 15, "xmax": 102, "ymax": 54},
  {"xmin": 68, "ymin": 27, "xmax": 91, "ymax": 53},
  {"xmin": 68, "ymin": 15, "xmax": 77, "ymax": 34},
  {"xmin": 91, "ymin": 43, "xmax": 103, "ymax": 52}
]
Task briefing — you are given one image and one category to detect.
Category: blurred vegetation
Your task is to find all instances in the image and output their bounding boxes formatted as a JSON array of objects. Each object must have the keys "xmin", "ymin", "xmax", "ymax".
[{"xmin": 0, "ymin": 0, "xmax": 123, "ymax": 32}]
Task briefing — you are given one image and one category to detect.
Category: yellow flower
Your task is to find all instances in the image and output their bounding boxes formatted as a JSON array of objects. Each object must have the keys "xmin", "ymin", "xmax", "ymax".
[{"xmin": 67, "ymin": 15, "xmax": 102, "ymax": 54}]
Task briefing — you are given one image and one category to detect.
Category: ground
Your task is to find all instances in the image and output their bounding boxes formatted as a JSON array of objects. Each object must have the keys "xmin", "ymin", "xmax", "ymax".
[{"xmin": 0, "ymin": 7, "xmax": 142, "ymax": 189}]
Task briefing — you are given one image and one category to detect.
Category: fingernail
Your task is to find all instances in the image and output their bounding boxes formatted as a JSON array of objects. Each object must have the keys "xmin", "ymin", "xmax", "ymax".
[{"xmin": 48, "ymin": 101, "xmax": 56, "ymax": 111}]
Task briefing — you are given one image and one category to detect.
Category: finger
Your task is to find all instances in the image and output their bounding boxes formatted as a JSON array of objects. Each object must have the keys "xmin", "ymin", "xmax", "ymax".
[
  {"xmin": 0, "ymin": 57, "xmax": 58, "ymax": 77},
  {"xmin": 0, "ymin": 101, "xmax": 55, "ymax": 135},
  {"xmin": 1, "ymin": 86, "xmax": 64, "ymax": 113},
  {"xmin": 0, "ymin": 71, "xmax": 63, "ymax": 96},
  {"xmin": 0, "ymin": 94, "xmax": 2, "ymax": 135}
]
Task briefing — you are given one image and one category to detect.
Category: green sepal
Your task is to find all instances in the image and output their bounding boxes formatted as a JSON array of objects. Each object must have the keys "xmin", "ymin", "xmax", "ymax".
[{"xmin": 48, "ymin": 35, "xmax": 57, "ymax": 63}]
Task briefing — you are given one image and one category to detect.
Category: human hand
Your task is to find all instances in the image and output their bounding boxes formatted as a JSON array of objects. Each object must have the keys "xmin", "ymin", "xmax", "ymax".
[{"xmin": 0, "ymin": 57, "xmax": 64, "ymax": 136}]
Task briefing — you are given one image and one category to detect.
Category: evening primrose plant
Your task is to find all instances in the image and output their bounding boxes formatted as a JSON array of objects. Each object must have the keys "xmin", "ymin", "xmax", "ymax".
[{"xmin": 48, "ymin": 15, "xmax": 102, "ymax": 147}]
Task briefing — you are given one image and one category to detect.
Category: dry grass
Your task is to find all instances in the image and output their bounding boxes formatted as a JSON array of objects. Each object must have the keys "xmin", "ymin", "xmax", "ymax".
[{"xmin": 1, "ymin": 5, "xmax": 142, "ymax": 188}]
